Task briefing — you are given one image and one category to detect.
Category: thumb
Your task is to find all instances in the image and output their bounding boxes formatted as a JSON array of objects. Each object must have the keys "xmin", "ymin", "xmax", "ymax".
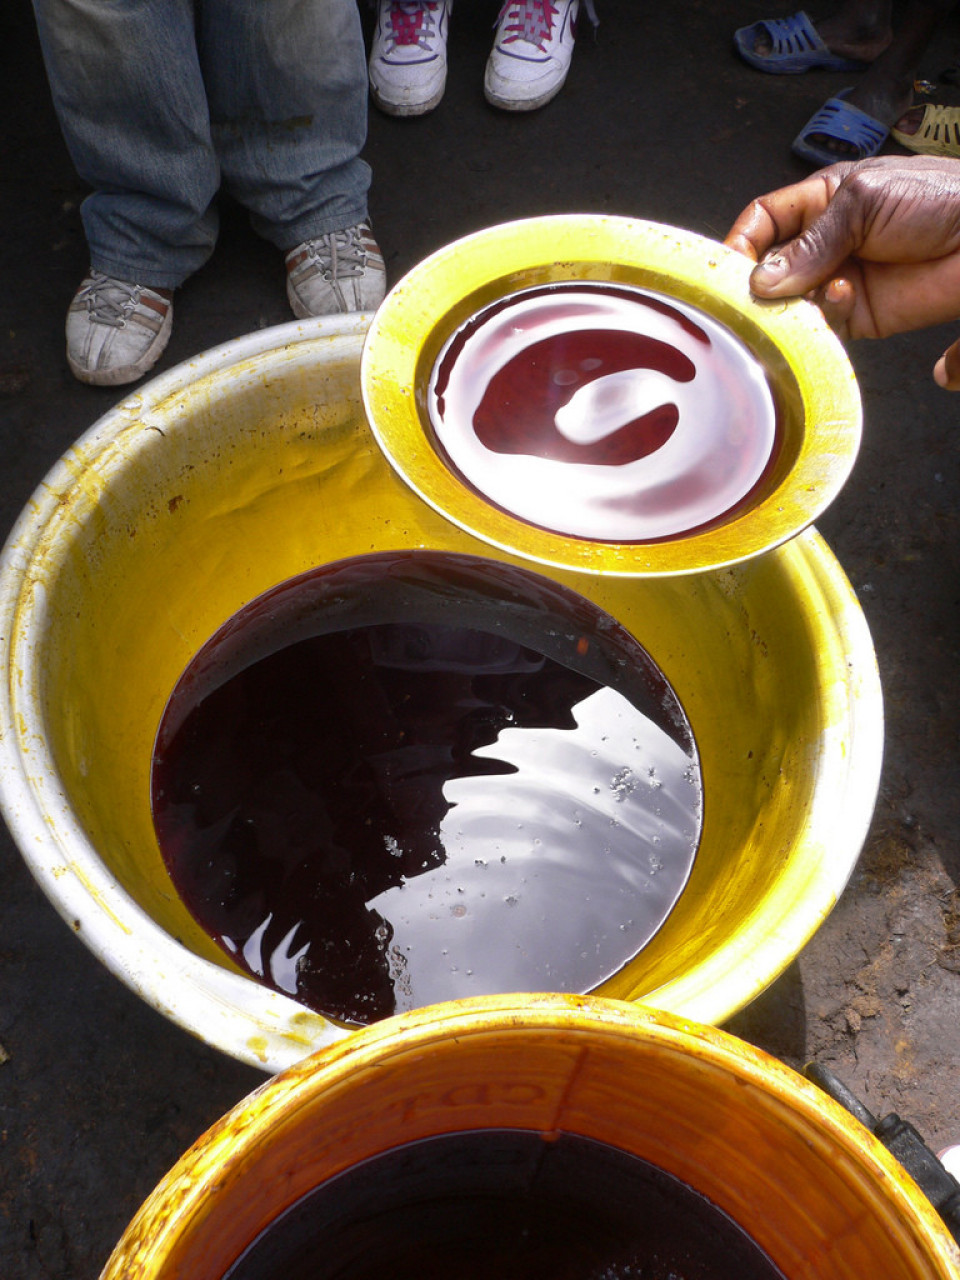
[
  {"xmin": 749, "ymin": 200, "xmax": 861, "ymax": 299},
  {"xmin": 934, "ymin": 336, "xmax": 960, "ymax": 390}
]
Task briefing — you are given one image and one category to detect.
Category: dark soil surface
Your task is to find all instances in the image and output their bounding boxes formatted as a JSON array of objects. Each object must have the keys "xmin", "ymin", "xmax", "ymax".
[{"xmin": 2, "ymin": 3, "xmax": 960, "ymax": 1276}]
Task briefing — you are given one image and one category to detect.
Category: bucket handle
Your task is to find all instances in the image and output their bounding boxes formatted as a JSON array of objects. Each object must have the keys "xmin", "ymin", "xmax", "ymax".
[{"xmin": 805, "ymin": 1061, "xmax": 960, "ymax": 1244}]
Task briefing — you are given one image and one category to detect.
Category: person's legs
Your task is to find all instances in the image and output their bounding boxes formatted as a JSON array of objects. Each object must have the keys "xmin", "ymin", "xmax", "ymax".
[
  {"xmin": 32, "ymin": 0, "xmax": 220, "ymax": 288},
  {"xmin": 840, "ymin": 0, "xmax": 955, "ymax": 129},
  {"xmin": 199, "ymin": 0, "xmax": 384, "ymax": 316},
  {"xmin": 199, "ymin": 0, "xmax": 372, "ymax": 249},
  {"xmin": 885, "ymin": 0, "xmax": 960, "ymax": 148},
  {"xmin": 794, "ymin": 0, "xmax": 956, "ymax": 162}
]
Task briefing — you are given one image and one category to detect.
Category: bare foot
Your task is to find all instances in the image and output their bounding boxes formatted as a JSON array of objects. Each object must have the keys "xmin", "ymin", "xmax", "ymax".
[
  {"xmin": 844, "ymin": 74, "xmax": 914, "ymax": 127},
  {"xmin": 803, "ymin": 71, "xmax": 913, "ymax": 159},
  {"xmin": 749, "ymin": 13, "xmax": 892, "ymax": 62},
  {"xmin": 811, "ymin": 15, "xmax": 893, "ymax": 62},
  {"xmin": 893, "ymin": 104, "xmax": 925, "ymax": 135}
]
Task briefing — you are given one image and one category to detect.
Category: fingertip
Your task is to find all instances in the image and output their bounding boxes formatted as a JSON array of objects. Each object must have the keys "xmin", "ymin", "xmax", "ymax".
[
  {"xmin": 724, "ymin": 230, "xmax": 760, "ymax": 262},
  {"xmin": 933, "ymin": 357, "xmax": 960, "ymax": 391},
  {"xmin": 814, "ymin": 276, "xmax": 855, "ymax": 336},
  {"xmin": 822, "ymin": 277, "xmax": 852, "ymax": 307},
  {"xmin": 934, "ymin": 340, "xmax": 960, "ymax": 390}
]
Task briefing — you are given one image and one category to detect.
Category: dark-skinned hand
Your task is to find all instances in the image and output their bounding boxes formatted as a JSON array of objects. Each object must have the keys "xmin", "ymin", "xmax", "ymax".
[{"xmin": 725, "ymin": 156, "xmax": 960, "ymax": 389}]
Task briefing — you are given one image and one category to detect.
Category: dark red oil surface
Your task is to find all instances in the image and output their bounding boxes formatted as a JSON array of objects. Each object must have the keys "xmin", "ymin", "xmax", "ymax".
[
  {"xmin": 152, "ymin": 552, "xmax": 702, "ymax": 1026},
  {"xmin": 471, "ymin": 326, "xmax": 691, "ymax": 465},
  {"xmin": 427, "ymin": 282, "xmax": 780, "ymax": 542},
  {"xmin": 223, "ymin": 1130, "xmax": 786, "ymax": 1280}
]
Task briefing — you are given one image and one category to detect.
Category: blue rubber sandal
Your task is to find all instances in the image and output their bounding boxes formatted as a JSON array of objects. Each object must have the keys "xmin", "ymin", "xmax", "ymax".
[
  {"xmin": 734, "ymin": 11, "xmax": 869, "ymax": 74},
  {"xmin": 792, "ymin": 88, "xmax": 889, "ymax": 166}
]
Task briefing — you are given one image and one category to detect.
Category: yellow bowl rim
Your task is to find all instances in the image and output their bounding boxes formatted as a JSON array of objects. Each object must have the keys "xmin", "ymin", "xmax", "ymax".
[{"xmin": 361, "ymin": 214, "xmax": 862, "ymax": 577}]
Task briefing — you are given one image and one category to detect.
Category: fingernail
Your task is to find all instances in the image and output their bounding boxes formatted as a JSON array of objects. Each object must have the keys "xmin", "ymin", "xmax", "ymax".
[
  {"xmin": 751, "ymin": 254, "xmax": 789, "ymax": 291},
  {"xmin": 934, "ymin": 356, "xmax": 947, "ymax": 388}
]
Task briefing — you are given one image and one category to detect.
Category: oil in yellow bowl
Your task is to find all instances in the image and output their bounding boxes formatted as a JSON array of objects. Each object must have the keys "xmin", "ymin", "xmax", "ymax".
[
  {"xmin": 0, "ymin": 315, "xmax": 881, "ymax": 1071},
  {"xmin": 362, "ymin": 215, "xmax": 862, "ymax": 577},
  {"xmin": 99, "ymin": 995, "xmax": 960, "ymax": 1279}
]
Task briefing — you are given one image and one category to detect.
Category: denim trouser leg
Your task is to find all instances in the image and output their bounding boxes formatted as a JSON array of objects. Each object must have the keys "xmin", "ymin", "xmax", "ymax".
[
  {"xmin": 199, "ymin": 0, "xmax": 373, "ymax": 251},
  {"xmin": 32, "ymin": 0, "xmax": 221, "ymax": 288},
  {"xmin": 32, "ymin": 0, "xmax": 372, "ymax": 288}
]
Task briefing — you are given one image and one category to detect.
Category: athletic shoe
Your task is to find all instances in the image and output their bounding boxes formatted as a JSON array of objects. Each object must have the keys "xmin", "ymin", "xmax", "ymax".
[
  {"xmin": 285, "ymin": 224, "xmax": 387, "ymax": 317},
  {"xmin": 484, "ymin": 0, "xmax": 580, "ymax": 111},
  {"xmin": 66, "ymin": 272, "xmax": 173, "ymax": 387},
  {"xmin": 369, "ymin": 1, "xmax": 452, "ymax": 117}
]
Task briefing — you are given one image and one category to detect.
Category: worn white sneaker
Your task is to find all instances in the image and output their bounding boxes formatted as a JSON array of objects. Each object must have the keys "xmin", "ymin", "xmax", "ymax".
[
  {"xmin": 66, "ymin": 272, "xmax": 173, "ymax": 387},
  {"xmin": 369, "ymin": 1, "xmax": 452, "ymax": 117},
  {"xmin": 484, "ymin": 0, "xmax": 581, "ymax": 111},
  {"xmin": 285, "ymin": 224, "xmax": 387, "ymax": 317}
]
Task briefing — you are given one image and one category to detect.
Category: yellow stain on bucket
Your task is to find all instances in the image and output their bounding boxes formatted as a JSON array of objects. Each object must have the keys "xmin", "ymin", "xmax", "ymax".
[
  {"xmin": 246, "ymin": 1036, "xmax": 270, "ymax": 1064},
  {"xmin": 67, "ymin": 862, "xmax": 133, "ymax": 937}
]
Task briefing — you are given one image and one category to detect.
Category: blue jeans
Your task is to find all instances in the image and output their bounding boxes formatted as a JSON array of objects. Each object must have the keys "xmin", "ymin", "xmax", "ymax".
[{"xmin": 32, "ymin": 0, "xmax": 373, "ymax": 288}]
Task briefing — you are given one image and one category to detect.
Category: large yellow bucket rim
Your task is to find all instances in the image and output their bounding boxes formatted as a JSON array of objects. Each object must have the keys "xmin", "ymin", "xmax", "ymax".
[{"xmin": 0, "ymin": 315, "xmax": 881, "ymax": 1074}]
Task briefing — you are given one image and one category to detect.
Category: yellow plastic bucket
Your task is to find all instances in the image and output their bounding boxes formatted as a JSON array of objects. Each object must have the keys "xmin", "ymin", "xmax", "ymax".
[
  {"xmin": 0, "ymin": 314, "xmax": 882, "ymax": 1070},
  {"xmin": 99, "ymin": 995, "xmax": 960, "ymax": 1279}
]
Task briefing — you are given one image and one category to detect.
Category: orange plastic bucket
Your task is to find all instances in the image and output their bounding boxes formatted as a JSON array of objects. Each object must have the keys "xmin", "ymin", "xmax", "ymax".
[{"xmin": 100, "ymin": 995, "xmax": 960, "ymax": 1279}]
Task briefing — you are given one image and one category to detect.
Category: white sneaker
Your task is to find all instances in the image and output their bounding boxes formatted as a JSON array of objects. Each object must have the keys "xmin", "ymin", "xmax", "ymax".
[
  {"xmin": 66, "ymin": 272, "xmax": 173, "ymax": 387},
  {"xmin": 285, "ymin": 223, "xmax": 387, "ymax": 317},
  {"xmin": 484, "ymin": 0, "xmax": 580, "ymax": 111},
  {"xmin": 369, "ymin": 1, "xmax": 452, "ymax": 117}
]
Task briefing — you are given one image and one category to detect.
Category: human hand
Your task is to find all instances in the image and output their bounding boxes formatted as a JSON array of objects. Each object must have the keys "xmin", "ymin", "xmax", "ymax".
[{"xmin": 724, "ymin": 156, "xmax": 960, "ymax": 389}]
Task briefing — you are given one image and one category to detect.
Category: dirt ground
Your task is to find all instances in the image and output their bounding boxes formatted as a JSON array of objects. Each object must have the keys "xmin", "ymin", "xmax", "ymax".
[{"xmin": 2, "ymin": 2, "xmax": 960, "ymax": 1276}]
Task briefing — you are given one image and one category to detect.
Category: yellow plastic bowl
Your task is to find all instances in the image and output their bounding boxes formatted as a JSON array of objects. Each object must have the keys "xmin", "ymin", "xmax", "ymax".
[
  {"xmin": 362, "ymin": 215, "xmax": 862, "ymax": 576},
  {"xmin": 0, "ymin": 315, "xmax": 882, "ymax": 1071},
  {"xmin": 100, "ymin": 995, "xmax": 960, "ymax": 1280}
]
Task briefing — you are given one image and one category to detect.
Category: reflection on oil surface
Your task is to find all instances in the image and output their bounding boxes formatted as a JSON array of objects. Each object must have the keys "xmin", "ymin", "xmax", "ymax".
[
  {"xmin": 429, "ymin": 282, "xmax": 779, "ymax": 541},
  {"xmin": 152, "ymin": 552, "xmax": 702, "ymax": 1024}
]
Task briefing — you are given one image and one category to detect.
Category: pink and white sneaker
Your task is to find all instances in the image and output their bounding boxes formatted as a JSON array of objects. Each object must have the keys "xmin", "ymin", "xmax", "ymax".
[
  {"xmin": 484, "ymin": 0, "xmax": 584, "ymax": 112},
  {"xmin": 369, "ymin": 1, "xmax": 453, "ymax": 117}
]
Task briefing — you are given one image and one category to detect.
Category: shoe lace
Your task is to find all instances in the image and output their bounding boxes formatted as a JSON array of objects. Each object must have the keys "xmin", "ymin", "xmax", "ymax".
[
  {"xmin": 496, "ymin": 1, "xmax": 558, "ymax": 47},
  {"xmin": 77, "ymin": 273, "xmax": 141, "ymax": 328},
  {"xmin": 384, "ymin": 2, "xmax": 440, "ymax": 50},
  {"xmin": 304, "ymin": 227, "xmax": 369, "ymax": 280},
  {"xmin": 494, "ymin": 0, "xmax": 597, "ymax": 46}
]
